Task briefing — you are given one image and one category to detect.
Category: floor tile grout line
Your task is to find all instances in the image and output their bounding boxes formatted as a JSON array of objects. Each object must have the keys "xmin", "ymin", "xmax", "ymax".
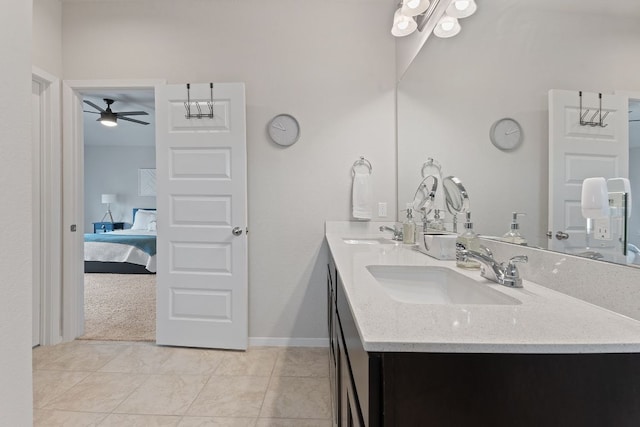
[
  {"xmin": 181, "ymin": 372, "xmax": 215, "ymax": 417},
  {"xmin": 33, "ymin": 370, "xmax": 93, "ymax": 410}
]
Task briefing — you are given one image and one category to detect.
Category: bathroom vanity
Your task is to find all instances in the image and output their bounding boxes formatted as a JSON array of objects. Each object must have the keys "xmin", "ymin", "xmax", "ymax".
[{"xmin": 326, "ymin": 221, "xmax": 640, "ymax": 427}]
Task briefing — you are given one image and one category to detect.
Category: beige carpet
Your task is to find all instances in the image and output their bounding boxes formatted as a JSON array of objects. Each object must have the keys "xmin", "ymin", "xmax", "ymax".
[{"xmin": 80, "ymin": 273, "xmax": 156, "ymax": 342}]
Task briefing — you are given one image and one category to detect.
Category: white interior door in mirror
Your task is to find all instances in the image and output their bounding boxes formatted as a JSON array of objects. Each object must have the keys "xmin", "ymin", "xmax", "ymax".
[{"xmin": 548, "ymin": 90, "xmax": 629, "ymax": 258}]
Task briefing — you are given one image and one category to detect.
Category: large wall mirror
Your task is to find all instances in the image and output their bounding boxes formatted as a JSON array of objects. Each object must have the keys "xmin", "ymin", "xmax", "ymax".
[{"xmin": 397, "ymin": 0, "xmax": 640, "ymax": 268}]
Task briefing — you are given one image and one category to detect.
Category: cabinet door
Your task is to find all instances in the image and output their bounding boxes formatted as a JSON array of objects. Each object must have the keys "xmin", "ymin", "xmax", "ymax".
[
  {"xmin": 328, "ymin": 264, "xmax": 339, "ymax": 426},
  {"xmin": 338, "ymin": 335, "xmax": 364, "ymax": 427}
]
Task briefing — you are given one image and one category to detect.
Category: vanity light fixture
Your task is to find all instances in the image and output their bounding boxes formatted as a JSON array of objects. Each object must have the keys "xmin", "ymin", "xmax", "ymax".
[
  {"xmin": 433, "ymin": 15, "xmax": 461, "ymax": 38},
  {"xmin": 401, "ymin": 0, "xmax": 430, "ymax": 17},
  {"xmin": 446, "ymin": 0, "xmax": 477, "ymax": 19},
  {"xmin": 391, "ymin": 0, "xmax": 476, "ymax": 39},
  {"xmin": 392, "ymin": 7, "xmax": 418, "ymax": 37}
]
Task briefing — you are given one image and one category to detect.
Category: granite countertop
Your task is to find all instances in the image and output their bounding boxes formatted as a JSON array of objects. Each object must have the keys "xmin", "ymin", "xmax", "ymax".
[{"xmin": 326, "ymin": 221, "xmax": 640, "ymax": 353}]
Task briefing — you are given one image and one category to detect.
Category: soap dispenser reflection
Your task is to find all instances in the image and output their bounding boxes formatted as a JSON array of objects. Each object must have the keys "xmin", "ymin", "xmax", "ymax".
[
  {"xmin": 501, "ymin": 212, "xmax": 527, "ymax": 245},
  {"xmin": 403, "ymin": 205, "xmax": 416, "ymax": 245}
]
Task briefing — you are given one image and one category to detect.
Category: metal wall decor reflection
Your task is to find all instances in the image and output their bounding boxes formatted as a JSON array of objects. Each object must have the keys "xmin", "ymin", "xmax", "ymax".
[
  {"xmin": 184, "ymin": 83, "xmax": 215, "ymax": 119},
  {"xmin": 579, "ymin": 91, "xmax": 609, "ymax": 128}
]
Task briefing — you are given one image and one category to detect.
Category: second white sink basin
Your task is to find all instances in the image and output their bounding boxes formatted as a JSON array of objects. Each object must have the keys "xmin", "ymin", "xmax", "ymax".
[{"xmin": 366, "ymin": 265, "xmax": 521, "ymax": 305}]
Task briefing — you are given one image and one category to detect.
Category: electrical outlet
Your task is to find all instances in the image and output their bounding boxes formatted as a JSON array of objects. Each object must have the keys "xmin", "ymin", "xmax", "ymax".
[
  {"xmin": 378, "ymin": 202, "xmax": 387, "ymax": 217},
  {"xmin": 593, "ymin": 218, "xmax": 611, "ymax": 240}
]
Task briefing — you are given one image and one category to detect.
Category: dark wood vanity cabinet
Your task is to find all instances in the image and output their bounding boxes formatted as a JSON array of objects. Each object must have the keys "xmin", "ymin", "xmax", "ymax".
[{"xmin": 327, "ymin": 258, "xmax": 640, "ymax": 427}]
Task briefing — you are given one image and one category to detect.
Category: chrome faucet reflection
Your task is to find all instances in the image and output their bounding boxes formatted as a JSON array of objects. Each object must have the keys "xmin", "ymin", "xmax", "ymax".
[
  {"xmin": 379, "ymin": 225, "xmax": 403, "ymax": 241},
  {"xmin": 459, "ymin": 248, "xmax": 528, "ymax": 288}
]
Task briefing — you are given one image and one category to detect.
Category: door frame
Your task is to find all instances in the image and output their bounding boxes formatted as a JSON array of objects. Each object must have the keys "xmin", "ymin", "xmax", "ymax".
[
  {"xmin": 32, "ymin": 67, "xmax": 62, "ymax": 346},
  {"xmin": 61, "ymin": 79, "xmax": 165, "ymax": 341}
]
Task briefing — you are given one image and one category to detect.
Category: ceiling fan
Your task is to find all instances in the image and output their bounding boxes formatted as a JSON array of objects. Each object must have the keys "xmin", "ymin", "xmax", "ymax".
[{"xmin": 83, "ymin": 98, "xmax": 149, "ymax": 127}]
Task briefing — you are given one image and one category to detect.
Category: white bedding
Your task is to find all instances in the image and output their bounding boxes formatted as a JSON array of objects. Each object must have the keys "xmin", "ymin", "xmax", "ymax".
[{"xmin": 84, "ymin": 229, "xmax": 157, "ymax": 272}]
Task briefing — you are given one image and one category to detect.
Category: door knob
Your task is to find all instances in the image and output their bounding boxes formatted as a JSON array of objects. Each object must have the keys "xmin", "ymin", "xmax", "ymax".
[
  {"xmin": 555, "ymin": 231, "xmax": 569, "ymax": 240},
  {"xmin": 232, "ymin": 227, "xmax": 243, "ymax": 236}
]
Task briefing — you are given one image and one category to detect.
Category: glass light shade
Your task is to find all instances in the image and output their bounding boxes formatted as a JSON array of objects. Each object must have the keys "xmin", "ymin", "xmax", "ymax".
[
  {"xmin": 433, "ymin": 15, "xmax": 461, "ymax": 38},
  {"xmin": 391, "ymin": 8, "xmax": 418, "ymax": 37},
  {"xmin": 401, "ymin": 0, "xmax": 430, "ymax": 17},
  {"xmin": 446, "ymin": 0, "xmax": 477, "ymax": 18},
  {"xmin": 101, "ymin": 194, "xmax": 117, "ymax": 204},
  {"xmin": 99, "ymin": 112, "xmax": 118, "ymax": 127}
]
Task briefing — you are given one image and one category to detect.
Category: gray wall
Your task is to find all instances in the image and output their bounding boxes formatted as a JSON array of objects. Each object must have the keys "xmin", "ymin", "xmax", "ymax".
[
  {"xmin": 84, "ymin": 146, "xmax": 156, "ymax": 232},
  {"xmin": 2, "ymin": 1, "xmax": 33, "ymax": 424},
  {"xmin": 62, "ymin": 0, "xmax": 397, "ymax": 342}
]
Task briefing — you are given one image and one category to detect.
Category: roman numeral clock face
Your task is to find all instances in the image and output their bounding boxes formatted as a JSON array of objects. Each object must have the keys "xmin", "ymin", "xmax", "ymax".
[{"xmin": 268, "ymin": 114, "xmax": 300, "ymax": 146}]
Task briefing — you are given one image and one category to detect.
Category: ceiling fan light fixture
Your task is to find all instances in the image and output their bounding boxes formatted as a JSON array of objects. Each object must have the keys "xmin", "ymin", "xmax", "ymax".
[{"xmin": 99, "ymin": 112, "xmax": 118, "ymax": 127}]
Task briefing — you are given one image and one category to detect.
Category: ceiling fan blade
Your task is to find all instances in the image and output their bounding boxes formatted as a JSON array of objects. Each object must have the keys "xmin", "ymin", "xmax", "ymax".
[
  {"xmin": 115, "ymin": 111, "xmax": 149, "ymax": 116},
  {"xmin": 119, "ymin": 116, "xmax": 150, "ymax": 125},
  {"xmin": 83, "ymin": 110, "xmax": 100, "ymax": 114},
  {"xmin": 83, "ymin": 99, "xmax": 106, "ymax": 113},
  {"xmin": 630, "ymin": 119, "xmax": 640, "ymax": 122}
]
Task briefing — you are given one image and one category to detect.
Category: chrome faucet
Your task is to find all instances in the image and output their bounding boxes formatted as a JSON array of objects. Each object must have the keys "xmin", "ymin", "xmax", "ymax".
[
  {"xmin": 459, "ymin": 248, "xmax": 528, "ymax": 288},
  {"xmin": 379, "ymin": 225, "xmax": 403, "ymax": 241}
]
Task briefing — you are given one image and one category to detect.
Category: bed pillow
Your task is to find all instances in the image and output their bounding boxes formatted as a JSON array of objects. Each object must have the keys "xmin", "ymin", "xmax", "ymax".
[{"xmin": 131, "ymin": 210, "xmax": 157, "ymax": 230}]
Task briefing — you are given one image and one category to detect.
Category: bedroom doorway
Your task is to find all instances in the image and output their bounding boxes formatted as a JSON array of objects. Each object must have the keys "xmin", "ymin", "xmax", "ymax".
[
  {"xmin": 61, "ymin": 79, "xmax": 164, "ymax": 342},
  {"xmin": 62, "ymin": 80, "xmax": 249, "ymax": 350},
  {"xmin": 81, "ymin": 89, "xmax": 157, "ymax": 342}
]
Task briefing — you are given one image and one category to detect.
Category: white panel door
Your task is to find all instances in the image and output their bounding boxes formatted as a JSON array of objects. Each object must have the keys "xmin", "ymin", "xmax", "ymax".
[
  {"xmin": 156, "ymin": 83, "xmax": 248, "ymax": 350},
  {"xmin": 548, "ymin": 89, "xmax": 629, "ymax": 253}
]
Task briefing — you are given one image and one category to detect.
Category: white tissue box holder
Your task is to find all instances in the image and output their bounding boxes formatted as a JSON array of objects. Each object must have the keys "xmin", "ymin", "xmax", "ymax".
[{"xmin": 417, "ymin": 233, "xmax": 457, "ymax": 260}]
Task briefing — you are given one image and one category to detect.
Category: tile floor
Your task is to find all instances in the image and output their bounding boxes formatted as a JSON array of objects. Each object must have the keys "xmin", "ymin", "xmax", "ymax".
[{"xmin": 33, "ymin": 340, "xmax": 332, "ymax": 426}]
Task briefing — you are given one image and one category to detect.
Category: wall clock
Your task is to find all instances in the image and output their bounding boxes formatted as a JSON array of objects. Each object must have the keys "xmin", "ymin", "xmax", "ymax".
[
  {"xmin": 489, "ymin": 117, "xmax": 523, "ymax": 151},
  {"xmin": 268, "ymin": 114, "xmax": 300, "ymax": 146}
]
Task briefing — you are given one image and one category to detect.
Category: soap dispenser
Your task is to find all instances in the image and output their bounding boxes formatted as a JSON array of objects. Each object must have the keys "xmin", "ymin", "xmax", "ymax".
[
  {"xmin": 456, "ymin": 212, "xmax": 480, "ymax": 269},
  {"xmin": 501, "ymin": 212, "xmax": 527, "ymax": 245},
  {"xmin": 430, "ymin": 209, "xmax": 445, "ymax": 232},
  {"xmin": 403, "ymin": 206, "xmax": 416, "ymax": 245}
]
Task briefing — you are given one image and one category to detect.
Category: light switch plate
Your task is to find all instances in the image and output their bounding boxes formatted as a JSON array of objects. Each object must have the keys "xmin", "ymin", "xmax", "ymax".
[{"xmin": 378, "ymin": 202, "xmax": 387, "ymax": 217}]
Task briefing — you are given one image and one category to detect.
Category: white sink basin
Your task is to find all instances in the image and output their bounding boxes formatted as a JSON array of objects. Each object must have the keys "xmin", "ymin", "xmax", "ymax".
[
  {"xmin": 342, "ymin": 238, "xmax": 395, "ymax": 245},
  {"xmin": 366, "ymin": 265, "xmax": 521, "ymax": 305}
]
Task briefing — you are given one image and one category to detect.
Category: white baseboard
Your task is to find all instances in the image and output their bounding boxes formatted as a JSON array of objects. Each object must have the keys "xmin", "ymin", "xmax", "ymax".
[{"xmin": 249, "ymin": 337, "xmax": 329, "ymax": 348}]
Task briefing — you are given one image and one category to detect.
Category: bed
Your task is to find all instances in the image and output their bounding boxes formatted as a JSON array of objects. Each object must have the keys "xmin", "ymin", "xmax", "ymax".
[{"xmin": 84, "ymin": 208, "xmax": 157, "ymax": 274}]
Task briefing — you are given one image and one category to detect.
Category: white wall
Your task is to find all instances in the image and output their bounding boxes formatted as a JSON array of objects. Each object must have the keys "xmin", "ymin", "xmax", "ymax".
[
  {"xmin": 62, "ymin": 0, "xmax": 397, "ymax": 341},
  {"xmin": 84, "ymin": 146, "xmax": 156, "ymax": 232},
  {"xmin": 1, "ymin": 1, "xmax": 34, "ymax": 424},
  {"xmin": 398, "ymin": 0, "xmax": 640, "ymax": 245},
  {"xmin": 33, "ymin": 0, "xmax": 62, "ymax": 76}
]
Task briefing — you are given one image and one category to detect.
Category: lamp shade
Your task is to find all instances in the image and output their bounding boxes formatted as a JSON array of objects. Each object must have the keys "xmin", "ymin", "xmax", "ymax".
[
  {"xmin": 99, "ymin": 112, "xmax": 118, "ymax": 127},
  {"xmin": 446, "ymin": 0, "xmax": 477, "ymax": 19},
  {"xmin": 101, "ymin": 194, "xmax": 117, "ymax": 204},
  {"xmin": 401, "ymin": 0, "xmax": 430, "ymax": 17},
  {"xmin": 581, "ymin": 177, "xmax": 609, "ymax": 219},
  {"xmin": 433, "ymin": 15, "xmax": 461, "ymax": 38},
  {"xmin": 391, "ymin": 8, "xmax": 418, "ymax": 37}
]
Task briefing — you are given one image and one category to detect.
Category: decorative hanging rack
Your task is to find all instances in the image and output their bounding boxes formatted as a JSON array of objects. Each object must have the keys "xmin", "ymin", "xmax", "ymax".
[
  {"xmin": 184, "ymin": 83, "xmax": 214, "ymax": 119},
  {"xmin": 352, "ymin": 156, "xmax": 373, "ymax": 175},
  {"xmin": 579, "ymin": 91, "xmax": 609, "ymax": 128}
]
